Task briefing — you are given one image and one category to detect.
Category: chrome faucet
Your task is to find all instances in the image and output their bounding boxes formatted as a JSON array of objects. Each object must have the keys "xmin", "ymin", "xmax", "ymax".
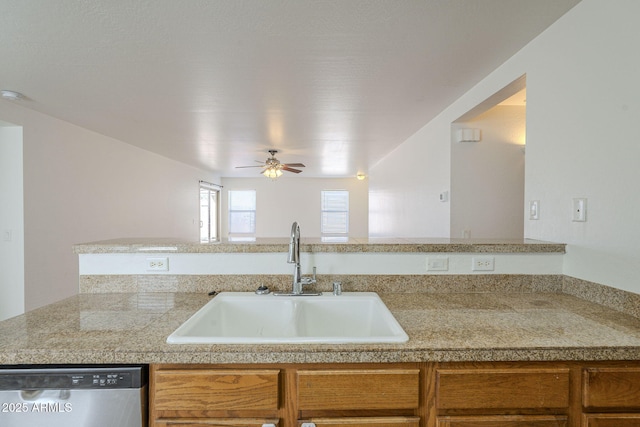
[{"xmin": 283, "ymin": 221, "xmax": 319, "ymax": 295}]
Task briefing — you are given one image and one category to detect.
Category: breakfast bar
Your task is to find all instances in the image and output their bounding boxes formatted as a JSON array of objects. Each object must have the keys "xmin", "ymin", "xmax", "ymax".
[{"xmin": 3, "ymin": 239, "xmax": 640, "ymax": 427}]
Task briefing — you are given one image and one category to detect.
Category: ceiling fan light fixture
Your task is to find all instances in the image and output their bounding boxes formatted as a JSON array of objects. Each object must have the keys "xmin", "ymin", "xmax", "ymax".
[
  {"xmin": 236, "ymin": 149, "xmax": 304, "ymax": 178},
  {"xmin": 263, "ymin": 167, "xmax": 283, "ymax": 179}
]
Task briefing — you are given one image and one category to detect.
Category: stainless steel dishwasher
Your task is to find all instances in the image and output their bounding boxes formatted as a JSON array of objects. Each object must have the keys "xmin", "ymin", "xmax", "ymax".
[{"xmin": 0, "ymin": 365, "xmax": 147, "ymax": 427}]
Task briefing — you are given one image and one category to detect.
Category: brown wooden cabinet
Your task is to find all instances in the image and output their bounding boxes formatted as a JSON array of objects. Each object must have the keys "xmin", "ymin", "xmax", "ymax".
[
  {"xmin": 149, "ymin": 362, "xmax": 640, "ymax": 427},
  {"xmin": 153, "ymin": 418, "xmax": 280, "ymax": 427},
  {"xmin": 582, "ymin": 413, "xmax": 640, "ymax": 427},
  {"xmin": 432, "ymin": 364, "xmax": 571, "ymax": 427},
  {"xmin": 151, "ymin": 366, "xmax": 282, "ymax": 427},
  {"xmin": 296, "ymin": 368, "xmax": 420, "ymax": 427},
  {"xmin": 583, "ymin": 367, "xmax": 640, "ymax": 410},
  {"xmin": 435, "ymin": 368, "xmax": 570, "ymax": 411},
  {"xmin": 582, "ymin": 366, "xmax": 640, "ymax": 426},
  {"xmin": 153, "ymin": 369, "xmax": 280, "ymax": 411},
  {"xmin": 150, "ymin": 364, "xmax": 420, "ymax": 427},
  {"xmin": 299, "ymin": 417, "xmax": 420, "ymax": 427},
  {"xmin": 436, "ymin": 415, "xmax": 568, "ymax": 427},
  {"xmin": 297, "ymin": 369, "xmax": 419, "ymax": 411}
]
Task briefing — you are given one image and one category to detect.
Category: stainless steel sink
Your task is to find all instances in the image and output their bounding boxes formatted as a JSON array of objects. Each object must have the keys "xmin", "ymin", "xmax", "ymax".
[{"xmin": 167, "ymin": 292, "xmax": 408, "ymax": 344}]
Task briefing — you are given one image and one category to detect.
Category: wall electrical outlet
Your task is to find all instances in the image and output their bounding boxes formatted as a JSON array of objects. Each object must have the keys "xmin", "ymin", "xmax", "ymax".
[
  {"xmin": 427, "ymin": 256, "xmax": 449, "ymax": 271},
  {"xmin": 146, "ymin": 257, "xmax": 169, "ymax": 271},
  {"xmin": 472, "ymin": 256, "xmax": 495, "ymax": 271}
]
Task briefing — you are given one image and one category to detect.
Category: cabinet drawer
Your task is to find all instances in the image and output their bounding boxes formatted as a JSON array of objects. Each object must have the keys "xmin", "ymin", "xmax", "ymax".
[
  {"xmin": 153, "ymin": 369, "xmax": 280, "ymax": 411},
  {"xmin": 437, "ymin": 415, "xmax": 567, "ymax": 427},
  {"xmin": 435, "ymin": 368, "xmax": 570, "ymax": 410},
  {"xmin": 155, "ymin": 418, "xmax": 279, "ymax": 427},
  {"xmin": 299, "ymin": 417, "xmax": 420, "ymax": 427},
  {"xmin": 582, "ymin": 414, "xmax": 640, "ymax": 427},
  {"xmin": 297, "ymin": 369, "xmax": 420, "ymax": 410},
  {"xmin": 583, "ymin": 367, "xmax": 640, "ymax": 409}
]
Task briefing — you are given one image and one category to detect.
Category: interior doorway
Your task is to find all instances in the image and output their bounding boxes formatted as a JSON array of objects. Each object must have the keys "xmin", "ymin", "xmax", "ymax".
[
  {"xmin": 0, "ymin": 121, "xmax": 25, "ymax": 321},
  {"xmin": 450, "ymin": 76, "xmax": 527, "ymax": 239}
]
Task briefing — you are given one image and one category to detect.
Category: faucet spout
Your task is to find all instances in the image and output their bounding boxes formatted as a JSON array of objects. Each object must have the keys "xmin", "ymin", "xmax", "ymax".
[
  {"xmin": 277, "ymin": 222, "xmax": 320, "ymax": 296},
  {"xmin": 287, "ymin": 221, "xmax": 300, "ymax": 264},
  {"xmin": 288, "ymin": 221, "xmax": 302, "ymax": 293}
]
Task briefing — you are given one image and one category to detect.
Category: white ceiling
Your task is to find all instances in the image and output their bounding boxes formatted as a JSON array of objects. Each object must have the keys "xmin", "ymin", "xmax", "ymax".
[{"xmin": 0, "ymin": 0, "xmax": 580, "ymax": 178}]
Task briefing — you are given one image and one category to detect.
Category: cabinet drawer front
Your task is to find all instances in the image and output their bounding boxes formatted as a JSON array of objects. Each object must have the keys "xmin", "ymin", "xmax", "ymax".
[
  {"xmin": 583, "ymin": 367, "xmax": 640, "ymax": 409},
  {"xmin": 155, "ymin": 418, "xmax": 279, "ymax": 427},
  {"xmin": 297, "ymin": 369, "xmax": 420, "ymax": 410},
  {"xmin": 153, "ymin": 370, "xmax": 280, "ymax": 411},
  {"xmin": 436, "ymin": 368, "xmax": 570, "ymax": 410},
  {"xmin": 583, "ymin": 414, "xmax": 640, "ymax": 427},
  {"xmin": 437, "ymin": 415, "xmax": 567, "ymax": 427},
  {"xmin": 300, "ymin": 417, "xmax": 420, "ymax": 427}
]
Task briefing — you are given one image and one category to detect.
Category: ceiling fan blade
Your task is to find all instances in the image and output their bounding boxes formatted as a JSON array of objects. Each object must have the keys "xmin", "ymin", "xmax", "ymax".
[
  {"xmin": 283, "ymin": 163, "xmax": 305, "ymax": 167},
  {"xmin": 235, "ymin": 165, "xmax": 266, "ymax": 168},
  {"xmin": 282, "ymin": 166, "xmax": 302, "ymax": 173}
]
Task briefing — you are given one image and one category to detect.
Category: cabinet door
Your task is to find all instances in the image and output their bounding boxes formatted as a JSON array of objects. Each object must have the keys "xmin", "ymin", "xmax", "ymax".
[
  {"xmin": 155, "ymin": 418, "xmax": 279, "ymax": 427},
  {"xmin": 583, "ymin": 367, "xmax": 640, "ymax": 410},
  {"xmin": 299, "ymin": 417, "xmax": 420, "ymax": 427},
  {"xmin": 582, "ymin": 414, "xmax": 640, "ymax": 427},
  {"xmin": 297, "ymin": 369, "xmax": 420, "ymax": 411},
  {"xmin": 435, "ymin": 368, "xmax": 570, "ymax": 411},
  {"xmin": 436, "ymin": 415, "xmax": 567, "ymax": 427},
  {"xmin": 153, "ymin": 369, "xmax": 280, "ymax": 411}
]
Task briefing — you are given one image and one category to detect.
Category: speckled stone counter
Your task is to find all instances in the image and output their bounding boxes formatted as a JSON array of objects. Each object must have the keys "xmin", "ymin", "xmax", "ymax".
[
  {"xmin": 73, "ymin": 237, "xmax": 566, "ymax": 254},
  {"xmin": 2, "ymin": 290, "xmax": 640, "ymax": 365}
]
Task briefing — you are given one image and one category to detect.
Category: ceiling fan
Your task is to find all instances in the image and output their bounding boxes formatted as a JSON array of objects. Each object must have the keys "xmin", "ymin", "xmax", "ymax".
[{"xmin": 235, "ymin": 150, "xmax": 305, "ymax": 178}]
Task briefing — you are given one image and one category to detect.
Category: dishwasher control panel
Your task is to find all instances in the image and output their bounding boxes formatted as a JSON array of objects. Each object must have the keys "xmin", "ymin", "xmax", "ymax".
[{"xmin": 0, "ymin": 366, "xmax": 145, "ymax": 390}]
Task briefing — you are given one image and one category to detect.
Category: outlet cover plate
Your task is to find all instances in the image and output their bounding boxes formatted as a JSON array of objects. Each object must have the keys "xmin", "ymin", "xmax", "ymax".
[
  {"xmin": 472, "ymin": 256, "xmax": 495, "ymax": 271},
  {"xmin": 146, "ymin": 257, "xmax": 169, "ymax": 271}
]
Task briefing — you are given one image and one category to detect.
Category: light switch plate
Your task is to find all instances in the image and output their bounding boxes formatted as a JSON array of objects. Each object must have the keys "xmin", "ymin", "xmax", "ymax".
[
  {"xmin": 427, "ymin": 256, "xmax": 449, "ymax": 271},
  {"xmin": 529, "ymin": 200, "xmax": 540, "ymax": 220},
  {"xmin": 572, "ymin": 198, "xmax": 587, "ymax": 222}
]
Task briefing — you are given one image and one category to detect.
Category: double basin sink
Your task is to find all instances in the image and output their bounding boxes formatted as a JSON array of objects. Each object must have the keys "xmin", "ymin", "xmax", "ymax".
[{"xmin": 167, "ymin": 292, "xmax": 408, "ymax": 344}]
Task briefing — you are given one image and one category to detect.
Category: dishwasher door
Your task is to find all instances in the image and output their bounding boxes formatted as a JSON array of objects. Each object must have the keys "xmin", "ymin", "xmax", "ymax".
[{"xmin": 0, "ymin": 366, "xmax": 147, "ymax": 427}]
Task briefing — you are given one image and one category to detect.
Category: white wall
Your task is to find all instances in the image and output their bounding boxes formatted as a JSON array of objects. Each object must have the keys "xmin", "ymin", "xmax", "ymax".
[
  {"xmin": 0, "ymin": 100, "xmax": 219, "ymax": 310},
  {"xmin": 221, "ymin": 177, "xmax": 368, "ymax": 238},
  {"xmin": 368, "ymin": 123, "xmax": 451, "ymax": 238},
  {"xmin": 522, "ymin": 0, "xmax": 640, "ymax": 294},
  {"xmin": 371, "ymin": 0, "xmax": 640, "ymax": 293},
  {"xmin": 0, "ymin": 124, "xmax": 25, "ymax": 321},
  {"xmin": 451, "ymin": 106, "xmax": 525, "ymax": 239}
]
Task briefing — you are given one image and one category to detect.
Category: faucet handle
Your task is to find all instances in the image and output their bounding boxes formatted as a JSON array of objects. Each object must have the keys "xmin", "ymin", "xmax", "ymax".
[
  {"xmin": 300, "ymin": 267, "xmax": 317, "ymax": 286},
  {"xmin": 300, "ymin": 276, "xmax": 315, "ymax": 285}
]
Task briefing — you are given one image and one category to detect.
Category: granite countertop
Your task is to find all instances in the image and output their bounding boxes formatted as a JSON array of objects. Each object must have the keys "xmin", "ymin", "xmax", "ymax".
[
  {"xmin": 1, "ymin": 291, "xmax": 640, "ymax": 365},
  {"xmin": 73, "ymin": 237, "xmax": 566, "ymax": 254}
]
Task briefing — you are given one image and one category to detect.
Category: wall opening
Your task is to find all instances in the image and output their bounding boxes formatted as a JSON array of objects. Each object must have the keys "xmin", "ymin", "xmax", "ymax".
[{"xmin": 450, "ymin": 75, "xmax": 527, "ymax": 239}]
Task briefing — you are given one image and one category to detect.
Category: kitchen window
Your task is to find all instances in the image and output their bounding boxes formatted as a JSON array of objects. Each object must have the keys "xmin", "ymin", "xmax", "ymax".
[
  {"xmin": 228, "ymin": 190, "xmax": 257, "ymax": 240},
  {"xmin": 321, "ymin": 190, "xmax": 349, "ymax": 241},
  {"xmin": 199, "ymin": 181, "xmax": 221, "ymax": 242}
]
